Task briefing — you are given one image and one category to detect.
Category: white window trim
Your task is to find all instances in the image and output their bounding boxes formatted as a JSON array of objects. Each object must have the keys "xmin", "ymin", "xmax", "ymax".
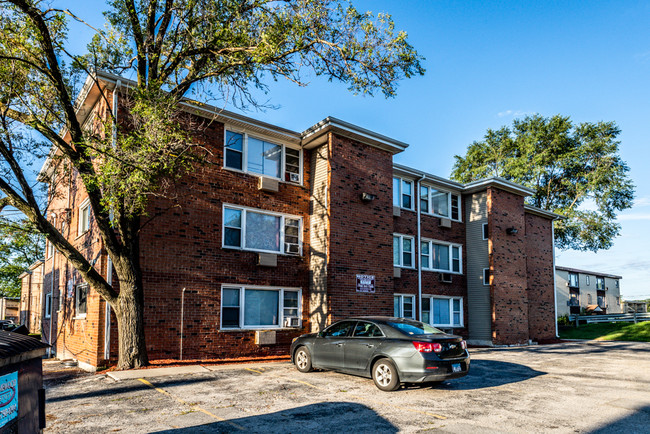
[
  {"xmin": 393, "ymin": 176, "xmax": 414, "ymax": 211},
  {"xmin": 420, "ymin": 238, "xmax": 463, "ymax": 274},
  {"xmin": 393, "ymin": 233, "xmax": 415, "ymax": 269},
  {"xmin": 47, "ymin": 215, "xmax": 57, "ymax": 258},
  {"xmin": 393, "ymin": 293, "xmax": 415, "ymax": 319},
  {"xmin": 423, "ymin": 295, "xmax": 464, "ymax": 328},
  {"xmin": 78, "ymin": 199, "xmax": 90, "ymax": 236},
  {"xmin": 223, "ymin": 127, "xmax": 303, "ymax": 185},
  {"xmin": 420, "ymin": 185, "xmax": 462, "ymax": 222},
  {"xmin": 44, "ymin": 292, "xmax": 52, "ymax": 319},
  {"xmin": 74, "ymin": 284, "xmax": 88, "ymax": 319},
  {"xmin": 482, "ymin": 223, "xmax": 488, "ymax": 240},
  {"xmin": 222, "ymin": 203, "xmax": 303, "ymax": 256},
  {"xmin": 483, "ymin": 268, "xmax": 490, "ymax": 286},
  {"xmin": 219, "ymin": 284, "xmax": 302, "ymax": 330}
]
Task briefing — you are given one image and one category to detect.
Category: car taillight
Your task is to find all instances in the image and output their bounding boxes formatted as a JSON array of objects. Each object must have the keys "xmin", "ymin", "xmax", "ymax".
[
  {"xmin": 413, "ymin": 341, "xmax": 442, "ymax": 353},
  {"xmin": 460, "ymin": 340, "xmax": 467, "ymax": 350}
]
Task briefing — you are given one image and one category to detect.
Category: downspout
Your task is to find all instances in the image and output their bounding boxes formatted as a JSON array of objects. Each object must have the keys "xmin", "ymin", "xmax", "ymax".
[
  {"xmin": 416, "ymin": 174, "xmax": 425, "ymax": 322},
  {"xmin": 104, "ymin": 80, "xmax": 121, "ymax": 360},
  {"xmin": 48, "ymin": 213, "xmax": 56, "ymax": 357},
  {"xmin": 180, "ymin": 288, "xmax": 186, "ymax": 360},
  {"xmin": 552, "ymin": 222, "xmax": 558, "ymax": 338}
]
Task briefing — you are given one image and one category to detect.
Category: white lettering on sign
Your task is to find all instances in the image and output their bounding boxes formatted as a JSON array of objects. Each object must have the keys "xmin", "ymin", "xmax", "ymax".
[{"xmin": 356, "ymin": 274, "xmax": 376, "ymax": 293}]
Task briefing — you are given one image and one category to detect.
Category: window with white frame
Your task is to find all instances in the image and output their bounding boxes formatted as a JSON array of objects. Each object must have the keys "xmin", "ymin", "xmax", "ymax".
[
  {"xmin": 393, "ymin": 177, "xmax": 413, "ymax": 210},
  {"xmin": 44, "ymin": 292, "xmax": 52, "ymax": 318},
  {"xmin": 393, "ymin": 294, "xmax": 415, "ymax": 319},
  {"xmin": 224, "ymin": 130, "xmax": 302, "ymax": 183},
  {"xmin": 422, "ymin": 296, "xmax": 463, "ymax": 327},
  {"xmin": 421, "ymin": 186, "xmax": 461, "ymax": 221},
  {"xmin": 223, "ymin": 205, "xmax": 301, "ymax": 255},
  {"xmin": 596, "ymin": 277, "xmax": 605, "ymax": 290},
  {"xmin": 585, "ymin": 275, "xmax": 590, "ymax": 286},
  {"xmin": 482, "ymin": 223, "xmax": 489, "ymax": 240},
  {"xmin": 78, "ymin": 200, "xmax": 90, "ymax": 235},
  {"xmin": 483, "ymin": 268, "xmax": 491, "ymax": 286},
  {"xmin": 420, "ymin": 239, "xmax": 462, "ymax": 273},
  {"xmin": 568, "ymin": 272, "xmax": 579, "ymax": 288},
  {"xmin": 393, "ymin": 234, "xmax": 414, "ymax": 268},
  {"xmin": 75, "ymin": 284, "xmax": 88, "ymax": 318},
  {"xmin": 47, "ymin": 215, "xmax": 57, "ymax": 257},
  {"xmin": 220, "ymin": 286, "xmax": 301, "ymax": 329}
]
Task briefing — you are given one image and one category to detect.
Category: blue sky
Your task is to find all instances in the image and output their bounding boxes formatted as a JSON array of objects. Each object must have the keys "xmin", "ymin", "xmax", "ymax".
[{"xmin": 54, "ymin": 1, "xmax": 650, "ymax": 299}]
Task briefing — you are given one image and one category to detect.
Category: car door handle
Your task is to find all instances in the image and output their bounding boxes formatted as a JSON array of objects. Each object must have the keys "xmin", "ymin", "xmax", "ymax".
[
  {"xmin": 366, "ymin": 344, "xmax": 374, "ymax": 348},
  {"xmin": 335, "ymin": 343, "xmax": 343, "ymax": 347}
]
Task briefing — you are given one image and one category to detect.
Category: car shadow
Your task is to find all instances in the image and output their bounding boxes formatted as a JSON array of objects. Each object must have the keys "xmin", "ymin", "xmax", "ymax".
[
  {"xmin": 402, "ymin": 359, "xmax": 546, "ymax": 391},
  {"xmin": 588, "ymin": 405, "xmax": 650, "ymax": 433},
  {"xmin": 150, "ymin": 402, "xmax": 398, "ymax": 433}
]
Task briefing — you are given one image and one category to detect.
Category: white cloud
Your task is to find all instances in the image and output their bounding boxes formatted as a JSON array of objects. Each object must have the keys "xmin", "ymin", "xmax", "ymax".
[
  {"xmin": 633, "ymin": 196, "xmax": 650, "ymax": 208},
  {"xmin": 497, "ymin": 110, "xmax": 530, "ymax": 118},
  {"xmin": 617, "ymin": 213, "xmax": 650, "ymax": 221}
]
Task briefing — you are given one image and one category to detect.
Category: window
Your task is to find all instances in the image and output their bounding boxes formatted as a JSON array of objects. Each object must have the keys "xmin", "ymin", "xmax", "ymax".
[
  {"xmin": 353, "ymin": 321, "xmax": 384, "ymax": 337},
  {"xmin": 420, "ymin": 185, "xmax": 429, "ymax": 213},
  {"xmin": 220, "ymin": 286, "xmax": 301, "ymax": 329},
  {"xmin": 586, "ymin": 276, "xmax": 590, "ymax": 286},
  {"xmin": 323, "ymin": 321, "xmax": 356, "ymax": 337},
  {"xmin": 483, "ymin": 268, "xmax": 491, "ymax": 286},
  {"xmin": 596, "ymin": 277, "xmax": 605, "ymax": 290},
  {"xmin": 568, "ymin": 272, "xmax": 579, "ymax": 288},
  {"xmin": 47, "ymin": 215, "xmax": 57, "ymax": 258},
  {"xmin": 421, "ymin": 239, "xmax": 462, "ymax": 273},
  {"xmin": 78, "ymin": 200, "xmax": 90, "ymax": 235},
  {"xmin": 393, "ymin": 234, "xmax": 414, "ymax": 268},
  {"xmin": 223, "ymin": 205, "xmax": 301, "ymax": 255},
  {"xmin": 421, "ymin": 186, "xmax": 462, "ymax": 221},
  {"xmin": 224, "ymin": 130, "xmax": 302, "ymax": 183},
  {"xmin": 394, "ymin": 294, "xmax": 415, "ymax": 319},
  {"xmin": 482, "ymin": 223, "xmax": 489, "ymax": 240},
  {"xmin": 44, "ymin": 292, "xmax": 52, "ymax": 318},
  {"xmin": 615, "ymin": 280, "xmax": 619, "ymax": 288},
  {"xmin": 422, "ymin": 296, "xmax": 463, "ymax": 327},
  {"xmin": 393, "ymin": 177, "xmax": 413, "ymax": 210},
  {"xmin": 75, "ymin": 284, "xmax": 88, "ymax": 318}
]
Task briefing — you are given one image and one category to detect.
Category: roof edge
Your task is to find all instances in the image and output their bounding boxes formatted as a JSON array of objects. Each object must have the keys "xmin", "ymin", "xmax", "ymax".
[
  {"xmin": 524, "ymin": 204, "xmax": 564, "ymax": 220},
  {"xmin": 463, "ymin": 177, "xmax": 535, "ymax": 197},
  {"xmin": 555, "ymin": 265, "xmax": 622, "ymax": 280}
]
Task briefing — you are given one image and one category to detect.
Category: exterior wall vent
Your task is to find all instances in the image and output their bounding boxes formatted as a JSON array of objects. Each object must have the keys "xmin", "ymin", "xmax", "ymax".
[
  {"xmin": 258, "ymin": 176, "xmax": 279, "ymax": 193},
  {"xmin": 257, "ymin": 253, "xmax": 278, "ymax": 267},
  {"xmin": 393, "ymin": 206, "xmax": 401, "ymax": 217},
  {"xmin": 255, "ymin": 330, "xmax": 276, "ymax": 345}
]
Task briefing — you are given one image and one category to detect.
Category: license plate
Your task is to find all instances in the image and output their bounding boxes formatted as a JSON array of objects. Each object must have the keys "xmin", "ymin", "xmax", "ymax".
[{"xmin": 452, "ymin": 363, "xmax": 462, "ymax": 373}]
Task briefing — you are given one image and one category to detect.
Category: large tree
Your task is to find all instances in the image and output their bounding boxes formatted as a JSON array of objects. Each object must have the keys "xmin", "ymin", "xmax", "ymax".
[
  {"xmin": 0, "ymin": 218, "xmax": 44, "ymax": 296},
  {"xmin": 0, "ymin": 0, "xmax": 423, "ymax": 368},
  {"xmin": 451, "ymin": 114, "xmax": 634, "ymax": 252}
]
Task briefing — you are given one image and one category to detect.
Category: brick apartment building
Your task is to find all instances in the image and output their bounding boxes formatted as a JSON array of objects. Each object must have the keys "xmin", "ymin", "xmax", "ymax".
[
  {"xmin": 39, "ymin": 72, "xmax": 559, "ymax": 370},
  {"xmin": 18, "ymin": 260, "xmax": 45, "ymax": 333}
]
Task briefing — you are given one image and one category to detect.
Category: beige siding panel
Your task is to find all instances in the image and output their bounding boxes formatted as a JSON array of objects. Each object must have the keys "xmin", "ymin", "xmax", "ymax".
[
  {"xmin": 309, "ymin": 144, "xmax": 330, "ymax": 332},
  {"xmin": 465, "ymin": 192, "xmax": 492, "ymax": 343}
]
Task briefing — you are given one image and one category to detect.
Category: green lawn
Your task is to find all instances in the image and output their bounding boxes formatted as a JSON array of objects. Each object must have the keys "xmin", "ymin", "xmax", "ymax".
[{"xmin": 559, "ymin": 321, "xmax": 650, "ymax": 342}]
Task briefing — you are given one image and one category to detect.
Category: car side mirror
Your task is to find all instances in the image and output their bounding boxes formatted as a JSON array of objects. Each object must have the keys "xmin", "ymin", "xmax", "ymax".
[{"xmin": 317, "ymin": 331, "xmax": 324, "ymax": 338}]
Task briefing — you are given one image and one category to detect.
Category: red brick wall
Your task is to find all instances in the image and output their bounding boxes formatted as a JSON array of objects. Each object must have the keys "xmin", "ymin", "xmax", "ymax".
[
  {"xmin": 525, "ymin": 213, "xmax": 556, "ymax": 342},
  {"xmin": 326, "ymin": 133, "xmax": 394, "ymax": 320},
  {"xmin": 488, "ymin": 187, "xmax": 529, "ymax": 345},
  {"xmin": 138, "ymin": 119, "xmax": 312, "ymax": 360}
]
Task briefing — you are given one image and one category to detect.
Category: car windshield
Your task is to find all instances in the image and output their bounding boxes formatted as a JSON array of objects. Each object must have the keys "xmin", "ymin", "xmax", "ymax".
[{"xmin": 387, "ymin": 320, "xmax": 444, "ymax": 336}]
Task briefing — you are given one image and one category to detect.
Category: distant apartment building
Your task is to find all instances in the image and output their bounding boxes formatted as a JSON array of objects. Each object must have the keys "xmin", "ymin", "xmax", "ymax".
[
  {"xmin": 18, "ymin": 260, "xmax": 45, "ymax": 333},
  {"xmin": 622, "ymin": 300, "xmax": 647, "ymax": 313},
  {"xmin": 0, "ymin": 297, "xmax": 20, "ymax": 323},
  {"xmin": 555, "ymin": 266, "xmax": 622, "ymax": 316}
]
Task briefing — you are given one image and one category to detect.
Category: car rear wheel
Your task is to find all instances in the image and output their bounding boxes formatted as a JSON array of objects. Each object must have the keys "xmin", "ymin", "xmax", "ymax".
[
  {"xmin": 372, "ymin": 358, "xmax": 400, "ymax": 391},
  {"xmin": 294, "ymin": 346, "xmax": 313, "ymax": 373}
]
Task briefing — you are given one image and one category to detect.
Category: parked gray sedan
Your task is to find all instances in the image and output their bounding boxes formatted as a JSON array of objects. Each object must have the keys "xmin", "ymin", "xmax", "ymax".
[{"xmin": 290, "ymin": 316, "xmax": 470, "ymax": 391}]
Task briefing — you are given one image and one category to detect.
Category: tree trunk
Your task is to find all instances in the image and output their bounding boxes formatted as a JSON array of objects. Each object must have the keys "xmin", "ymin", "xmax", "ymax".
[{"xmin": 113, "ymin": 279, "xmax": 149, "ymax": 369}]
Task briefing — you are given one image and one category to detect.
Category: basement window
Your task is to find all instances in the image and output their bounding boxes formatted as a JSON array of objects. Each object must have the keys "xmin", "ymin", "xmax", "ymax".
[
  {"xmin": 220, "ymin": 286, "xmax": 301, "ymax": 329},
  {"xmin": 394, "ymin": 294, "xmax": 415, "ymax": 319}
]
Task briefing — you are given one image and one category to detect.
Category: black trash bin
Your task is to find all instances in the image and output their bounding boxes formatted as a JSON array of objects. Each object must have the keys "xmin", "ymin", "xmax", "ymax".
[{"xmin": 0, "ymin": 331, "xmax": 49, "ymax": 433}]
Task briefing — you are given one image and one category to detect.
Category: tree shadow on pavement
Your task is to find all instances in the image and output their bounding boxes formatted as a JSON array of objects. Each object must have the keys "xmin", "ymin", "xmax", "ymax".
[
  {"xmin": 588, "ymin": 405, "xmax": 650, "ymax": 433},
  {"xmin": 150, "ymin": 402, "xmax": 398, "ymax": 433}
]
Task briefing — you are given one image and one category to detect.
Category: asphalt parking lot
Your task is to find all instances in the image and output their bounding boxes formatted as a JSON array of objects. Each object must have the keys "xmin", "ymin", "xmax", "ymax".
[{"xmin": 44, "ymin": 341, "xmax": 650, "ymax": 433}]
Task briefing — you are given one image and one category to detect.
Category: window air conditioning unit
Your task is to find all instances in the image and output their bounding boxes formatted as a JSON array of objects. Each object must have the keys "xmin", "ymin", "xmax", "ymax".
[
  {"xmin": 255, "ymin": 330, "xmax": 276, "ymax": 345},
  {"xmin": 258, "ymin": 176, "xmax": 279, "ymax": 193},
  {"xmin": 393, "ymin": 267, "xmax": 401, "ymax": 278},
  {"xmin": 393, "ymin": 206, "xmax": 401, "ymax": 217},
  {"xmin": 289, "ymin": 172, "xmax": 300, "ymax": 183},
  {"xmin": 257, "ymin": 253, "xmax": 278, "ymax": 267},
  {"xmin": 284, "ymin": 317, "xmax": 300, "ymax": 327},
  {"xmin": 439, "ymin": 218, "xmax": 452, "ymax": 228},
  {"xmin": 439, "ymin": 273, "xmax": 452, "ymax": 283}
]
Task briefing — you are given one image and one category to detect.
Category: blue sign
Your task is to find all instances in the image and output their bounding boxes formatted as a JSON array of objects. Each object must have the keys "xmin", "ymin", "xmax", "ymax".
[{"xmin": 0, "ymin": 371, "xmax": 18, "ymax": 428}]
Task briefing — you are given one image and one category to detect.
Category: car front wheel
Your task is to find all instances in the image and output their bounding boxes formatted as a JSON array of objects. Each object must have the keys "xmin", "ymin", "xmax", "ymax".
[
  {"xmin": 294, "ymin": 346, "xmax": 313, "ymax": 373},
  {"xmin": 372, "ymin": 358, "xmax": 400, "ymax": 391}
]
